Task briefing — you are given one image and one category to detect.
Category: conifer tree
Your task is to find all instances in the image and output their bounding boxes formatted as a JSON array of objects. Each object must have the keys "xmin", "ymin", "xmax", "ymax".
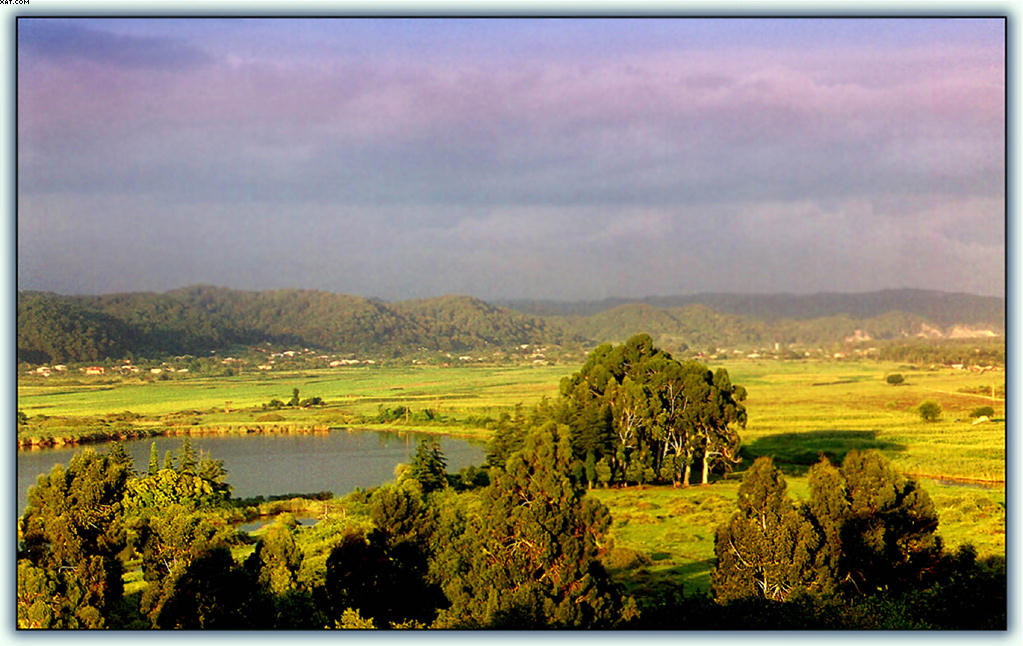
[
  {"xmin": 435, "ymin": 423, "xmax": 634, "ymax": 628},
  {"xmin": 812, "ymin": 450, "xmax": 942, "ymax": 595},
  {"xmin": 178, "ymin": 438, "xmax": 196, "ymax": 474},
  {"xmin": 407, "ymin": 439, "xmax": 447, "ymax": 494},
  {"xmin": 148, "ymin": 442, "xmax": 160, "ymax": 475},
  {"xmin": 712, "ymin": 457, "xmax": 822, "ymax": 603},
  {"xmin": 108, "ymin": 442, "xmax": 133, "ymax": 472}
]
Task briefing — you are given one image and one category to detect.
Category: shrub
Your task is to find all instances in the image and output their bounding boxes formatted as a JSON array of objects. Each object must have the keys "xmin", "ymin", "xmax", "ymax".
[
  {"xmin": 917, "ymin": 401, "xmax": 942, "ymax": 422},
  {"xmin": 970, "ymin": 406, "xmax": 995, "ymax": 419},
  {"xmin": 602, "ymin": 547, "xmax": 652, "ymax": 571},
  {"xmin": 885, "ymin": 374, "xmax": 905, "ymax": 386}
]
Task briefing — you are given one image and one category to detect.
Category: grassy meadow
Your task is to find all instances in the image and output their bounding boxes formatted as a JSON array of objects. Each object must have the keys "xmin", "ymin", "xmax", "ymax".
[{"xmin": 18, "ymin": 357, "xmax": 1005, "ymax": 597}]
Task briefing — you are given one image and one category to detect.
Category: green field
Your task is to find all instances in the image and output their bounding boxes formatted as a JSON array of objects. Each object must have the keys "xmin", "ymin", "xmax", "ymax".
[
  {"xmin": 17, "ymin": 364, "xmax": 567, "ymax": 418},
  {"xmin": 18, "ymin": 358, "xmax": 1005, "ymax": 596}
]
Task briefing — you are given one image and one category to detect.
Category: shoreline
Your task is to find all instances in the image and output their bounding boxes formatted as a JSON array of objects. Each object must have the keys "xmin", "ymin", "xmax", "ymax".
[{"xmin": 17, "ymin": 422, "xmax": 490, "ymax": 451}]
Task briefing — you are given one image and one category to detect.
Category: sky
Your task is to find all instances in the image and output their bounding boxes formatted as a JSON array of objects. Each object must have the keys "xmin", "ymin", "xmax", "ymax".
[{"xmin": 16, "ymin": 17, "xmax": 1005, "ymax": 301}]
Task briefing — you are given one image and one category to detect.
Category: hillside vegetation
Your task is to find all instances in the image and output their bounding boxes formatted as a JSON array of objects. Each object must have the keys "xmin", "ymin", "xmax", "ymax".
[
  {"xmin": 18, "ymin": 287, "xmax": 579, "ymax": 363},
  {"xmin": 17, "ymin": 286, "xmax": 1004, "ymax": 364}
]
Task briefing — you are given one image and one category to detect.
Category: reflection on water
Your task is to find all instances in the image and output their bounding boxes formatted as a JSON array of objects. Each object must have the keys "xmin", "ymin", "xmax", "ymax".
[
  {"xmin": 236, "ymin": 515, "xmax": 319, "ymax": 534},
  {"xmin": 17, "ymin": 429, "xmax": 485, "ymax": 514}
]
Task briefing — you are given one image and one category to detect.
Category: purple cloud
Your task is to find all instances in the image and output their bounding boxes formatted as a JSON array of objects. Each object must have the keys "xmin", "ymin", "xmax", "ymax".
[{"xmin": 16, "ymin": 18, "xmax": 1005, "ymax": 300}]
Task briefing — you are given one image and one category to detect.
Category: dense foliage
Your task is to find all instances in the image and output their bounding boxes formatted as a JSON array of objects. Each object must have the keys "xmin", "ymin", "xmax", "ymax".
[
  {"xmin": 699, "ymin": 451, "xmax": 1002, "ymax": 629},
  {"xmin": 434, "ymin": 424, "xmax": 634, "ymax": 628},
  {"xmin": 17, "ymin": 287, "xmax": 578, "ymax": 363},
  {"xmin": 542, "ymin": 334, "xmax": 747, "ymax": 487},
  {"xmin": 17, "ymin": 427, "xmax": 634, "ymax": 629},
  {"xmin": 18, "ymin": 448, "xmax": 132, "ymax": 628}
]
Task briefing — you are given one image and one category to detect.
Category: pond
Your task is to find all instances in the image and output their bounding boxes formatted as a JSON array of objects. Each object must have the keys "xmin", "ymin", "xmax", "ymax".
[{"xmin": 16, "ymin": 429, "xmax": 486, "ymax": 514}]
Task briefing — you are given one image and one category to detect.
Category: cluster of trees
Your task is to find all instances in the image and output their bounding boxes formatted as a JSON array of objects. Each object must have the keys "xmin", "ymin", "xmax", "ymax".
[
  {"xmin": 489, "ymin": 334, "xmax": 747, "ymax": 489},
  {"xmin": 876, "ymin": 338, "xmax": 1005, "ymax": 366},
  {"xmin": 17, "ymin": 439, "xmax": 232, "ymax": 628},
  {"xmin": 17, "ymin": 428, "xmax": 634, "ymax": 629},
  {"xmin": 703, "ymin": 452, "xmax": 1004, "ymax": 629},
  {"xmin": 263, "ymin": 389, "xmax": 324, "ymax": 410},
  {"xmin": 17, "ymin": 294, "xmax": 134, "ymax": 364}
]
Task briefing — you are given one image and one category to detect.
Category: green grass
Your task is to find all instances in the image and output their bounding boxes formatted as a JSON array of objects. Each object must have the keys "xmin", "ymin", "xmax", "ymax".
[
  {"xmin": 18, "ymin": 365, "xmax": 569, "ymax": 420},
  {"xmin": 17, "ymin": 365, "xmax": 572, "ymax": 444},
  {"xmin": 590, "ymin": 476, "xmax": 1005, "ymax": 598},
  {"xmin": 21, "ymin": 357, "xmax": 1005, "ymax": 602}
]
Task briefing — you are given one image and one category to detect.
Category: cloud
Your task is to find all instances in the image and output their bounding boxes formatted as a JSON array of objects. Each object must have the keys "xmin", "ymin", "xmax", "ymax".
[
  {"xmin": 18, "ymin": 19, "xmax": 214, "ymax": 70},
  {"xmin": 16, "ymin": 19, "xmax": 1005, "ymax": 300}
]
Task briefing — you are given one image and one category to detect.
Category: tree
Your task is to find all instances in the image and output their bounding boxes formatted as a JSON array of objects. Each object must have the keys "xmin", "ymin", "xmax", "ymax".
[
  {"xmin": 406, "ymin": 439, "xmax": 447, "ymax": 494},
  {"xmin": 713, "ymin": 450, "xmax": 945, "ymax": 607},
  {"xmin": 108, "ymin": 442, "xmax": 133, "ymax": 472},
  {"xmin": 18, "ymin": 448, "xmax": 130, "ymax": 628},
  {"xmin": 246, "ymin": 519, "xmax": 303, "ymax": 594},
  {"xmin": 697, "ymin": 368, "xmax": 747, "ymax": 485},
  {"xmin": 132, "ymin": 504, "xmax": 241, "ymax": 626},
  {"xmin": 556, "ymin": 334, "xmax": 746, "ymax": 488},
  {"xmin": 434, "ymin": 423, "xmax": 634, "ymax": 628},
  {"xmin": 177, "ymin": 437, "xmax": 196, "ymax": 474},
  {"xmin": 970, "ymin": 406, "xmax": 995, "ymax": 419},
  {"xmin": 148, "ymin": 442, "xmax": 160, "ymax": 475},
  {"xmin": 712, "ymin": 458, "xmax": 822, "ymax": 603},
  {"xmin": 811, "ymin": 450, "xmax": 942, "ymax": 595},
  {"xmin": 886, "ymin": 374, "xmax": 905, "ymax": 386},
  {"xmin": 323, "ymin": 483, "xmax": 446, "ymax": 628},
  {"xmin": 154, "ymin": 547, "xmax": 270, "ymax": 629},
  {"xmin": 917, "ymin": 401, "xmax": 942, "ymax": 422}
]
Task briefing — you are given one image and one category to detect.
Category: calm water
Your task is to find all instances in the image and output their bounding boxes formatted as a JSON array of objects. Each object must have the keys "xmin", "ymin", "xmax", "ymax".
[{"xmin": 16, "ymin": 429, "xmax": 485, "ymax": 514}]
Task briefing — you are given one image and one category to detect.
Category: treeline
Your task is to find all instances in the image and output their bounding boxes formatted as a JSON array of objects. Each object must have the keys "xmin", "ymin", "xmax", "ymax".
[
  {"xmin": 876, "ymin": 337, "xmax": 1005, "ymax": 366},
  {"xmin": 16, "ymin": 336, "xmax": 1005, "ymax": 629},
  {"xmin": 18, "ymin": 286, "xmax": 1004, "ymax": 365},
  {"xmin": 17, "ymin": 287, "xmax": 579, "ymax": 364}
]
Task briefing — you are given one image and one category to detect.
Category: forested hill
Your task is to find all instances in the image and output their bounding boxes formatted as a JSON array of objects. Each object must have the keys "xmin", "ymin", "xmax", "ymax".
[
  {"xmin": 17, "ymin": 287, "xmax": 580, "ymax": 364},
  {"xmin": 501, "ymin": 289, "xmax": 1005, "ymax": 327},
  {"xmin": 17, "ymin": 286, "xmax": 1005, "ymax": 364}
]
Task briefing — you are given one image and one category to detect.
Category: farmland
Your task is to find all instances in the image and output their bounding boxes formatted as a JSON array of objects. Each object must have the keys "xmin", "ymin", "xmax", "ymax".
[
  {"xmin": 18, "ymin": 356, "xmax": 1005, "ymax": 604},
  {"xmin": 18, "ymin": 358, "xmax": 1005, "ymax": 481}
]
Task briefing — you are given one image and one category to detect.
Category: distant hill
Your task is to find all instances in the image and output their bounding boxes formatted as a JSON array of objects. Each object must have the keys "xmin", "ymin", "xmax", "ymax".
[
  {"xmin": 501, "ymin": 289, "xmax": 1005, "ymax": 328},
  {"xmin": 17, "ymin": 286, "xmax": 1004, "ymax": 364},
  {"xmin": 17, "ymin": 287, "xmax": 580, "ymax": 364},
  {"xmin": 506, "ymin": 289, "xmax": 1004, "ymax": 354}
]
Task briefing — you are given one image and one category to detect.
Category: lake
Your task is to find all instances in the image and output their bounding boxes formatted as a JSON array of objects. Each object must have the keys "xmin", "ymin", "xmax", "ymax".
[{"xmin": 16, "ymin": 429, "xmax": 486, "ymax": 514}]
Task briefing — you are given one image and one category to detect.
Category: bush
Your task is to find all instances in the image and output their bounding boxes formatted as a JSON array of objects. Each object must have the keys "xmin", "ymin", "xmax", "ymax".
[
  {"xmin": 970, "ymin": 406, "xmax": 995, "ymax": 419},
  {"xmin": 917, "ymin": 401, "xmax": 942, "ymax": 422},
  {"xmin": 885, "ymin": 374, "xmax": 904, "ymax": 386},
  {"xmin": 602, "ymin": 546, "xmax": 651, "ymax": 571}
]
